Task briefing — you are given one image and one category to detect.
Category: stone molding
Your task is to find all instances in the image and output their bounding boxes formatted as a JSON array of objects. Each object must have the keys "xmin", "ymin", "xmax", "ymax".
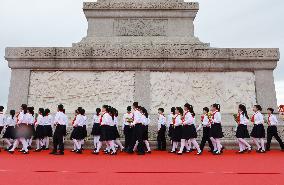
[
  {"xmin": 83, "ymin": 0, "xmax": 199, "ymax": 10},
  {"xmin": 5, "ymin": 46, "xmax": 280, "ymax": 60}
]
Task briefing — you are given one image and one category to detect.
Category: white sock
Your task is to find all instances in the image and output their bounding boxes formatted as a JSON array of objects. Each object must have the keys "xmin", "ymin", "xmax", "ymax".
[
  {"xmin": 144, "ymin": 140, "xmax": 151, "ymax": 151},
  {"xmin": 191, "ymin": 139, "xmax": 201, "ymax": 152},
  {"xmin": 179, "ymin": 139, "xmax": 186, "ymax": 153}
]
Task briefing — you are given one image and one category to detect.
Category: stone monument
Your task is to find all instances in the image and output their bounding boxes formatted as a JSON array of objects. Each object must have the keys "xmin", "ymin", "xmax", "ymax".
[{"xmin": 5, "ymin": 0, "xmax": 282, "ymax": 147}]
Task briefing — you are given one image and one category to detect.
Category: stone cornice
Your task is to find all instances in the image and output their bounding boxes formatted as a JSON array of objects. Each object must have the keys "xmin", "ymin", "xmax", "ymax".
[
  {"xmin": 83, "ymin": 0, "xmax": 199, "ymax": 10},
  {"xmin": 5, "ymin": 46, "xmax": 280, "ymax": 61}
]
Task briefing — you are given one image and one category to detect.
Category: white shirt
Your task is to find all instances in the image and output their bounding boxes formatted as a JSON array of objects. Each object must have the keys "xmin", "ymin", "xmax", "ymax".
[
  {"xmin": 113, "ymin": 116, "xmax": 118, "ymax": 126},
  {"xmin": 123, "ymin": 113, "xmax": 133, "ymax": 126},
  {"xmin": 197, "ymin": 114, "xmax": 210, "ymax": 131},
  {"xmin": 18, "ymin": 111, "xmax": 29, "ymax": 124},
  {"xmin": 26, "ymin": 113, "xmax": 35, "ymax": 125},
  {"xmin": 167, "ymin": 114, "xmax": 174, "ymax": 127},
  {"xmin": 93, "ymin": 114, "xmax": 100, "ymax": 124},
  {"xmin": 5, "ymin": 116, "xmax": 16, "ymax": 127},
  {"xmin": 158, "ymin": 114, "xmax": 166, "ymax": 130},
  {"xmin": 268, "ymin": 114, "xmax": 278, "ymax": 126},
  {"xmin": 252, "ymin": 111, "xmax": 264, "ymax": 125},
  {"xmin": 54, "ymin": 111, "xmax": 67, "ymax": 125},
  {"xmin": 0, "ymin": 112, "xmax": 5, "ymax": 126},
  {"xmin": 101, "ymin": 112, "xmax": 112, "ymax": 126},
  {"xmin": 174, "ymin": 114, "xmax": 182, "ymax": 126},
  {"xmin": 73, "ymin": 114, "xmax": 85, "ymax": 127},
  {"xmin": 239, "ymin": 113, "xmax": 249, "ymax": 125},
  {"xmin": 133, "ymin": 109, "xmax": 143, "ymax": 125},
  {"xmin": 35, "ymin": 114, "xmax": 45, "ymax": 126},
  {"xmin": 212, "ymin": 111, "xmax": 221, "ymax": 124},
  {"xmin": 83, "ymin": 115, "xmax": 87, "ymax": 127},
  {"xmin": 45, "ymin": 115, "xmax": 53, "ymax": 126},
  {"xmin": 141, "ymin": 115, "xmax": 150, "ymax": 126},
  {"xmin": 183, "ymin": 111, "xmax": 195, "ymax": 125}
]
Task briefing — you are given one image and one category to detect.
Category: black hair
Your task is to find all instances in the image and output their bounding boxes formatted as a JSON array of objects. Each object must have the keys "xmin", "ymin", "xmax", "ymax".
[
  {"xmin": 28, "ymin": 107, "xmax": 34, "ymax": 116},
  {"xmin": 39, "ymin": 108, "xmax": 45, "ymax": 116},
  {"xmin": 203, "ymin": 107, "xmax": 209, "ymax": 113},
  {"xmin": 239, "ymin": 104, "xmax": 249, "ymax": 119},
  {"xmin": 21, "ymin": 104, "xmax": 28, "ymax": 114},
  {"xmin": 254, "ymin": 105, "xmax": 262, "ymax": 111},
  {"xmin": 212, "ymin": 103, "xmax": 221, "ymax": 111},
  {"xmin": 171, "ymin": 107, "xmax": 175, "ymax": 114},
  {"xmin": 114, "ymin": 108, "xmax": 118, "ymax": 117},
  {"xmin": 96, "ymin": 108, "xmax": 101, "ymax": 116},
  {"xmin": 267, "ymin": 108, "xmax": 274, "ymax": 114},
  {"xmin": 127, "ymin": 106, "xmax": 132, "ymax": 112},
  {"xmin": 158, "ymin": 108, "xmax": 164, "ymax": 113},
  {"xmin": 80, "ymin": 109, "xmax": 86, "ymax": 115},
  {"xmin": 63, "ymin": 109, "xmax": 66, "ymax": 114},
  {"xmin": 45, "ymin": 109, "xmax": 50, "ymax": 116},
  {"xmin": 133, "ymin": 102, "xmax": 139, "ymax": 108},
  {"xmin": 10, "ymin": 110, "xmax": 16, "ymax": 119},
  {"xmin": 102, "ymin": 105, "xmax": 108, "ymax": 111},
  {"xmin": 176, "ymin": 107, "xmax": 184, "ymax": 116},
  {"xmin": 0, "ymin": 106, "xmax": 4, "ymax": 112},
  {"xmin": 185, "ymin": 103, "xmax": 195, "ymax": 117},
  {"xmin": 141, "ymin": 107, "xmax": 149, "ymax": 118},
  {"xmin": 58, "ymin": 104, "xmax": 64, "ymax": 111}
]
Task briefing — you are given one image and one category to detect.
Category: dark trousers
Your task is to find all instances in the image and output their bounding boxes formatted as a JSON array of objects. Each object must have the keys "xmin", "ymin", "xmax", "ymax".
[
  {"xmin": 266, "ymin": 126, "xmax": 284, "ymax": 150},
  {"xmin": 53, "ymin": 125, "xmax": 65, "ymax": 153},
  {"xmin": 200, "ymin": 127, "xmax": 214, "ymax": 151},
  {"xmin": 157, "ymin": 125, "xmax": 166, "ymax": 150},
  {"xmin": 134, "ymin": 123, "xmax": 145, "ymax": 154},
  {"xmin": 124, "ymin": 125, "xmax": 133, "ymax": 151}
]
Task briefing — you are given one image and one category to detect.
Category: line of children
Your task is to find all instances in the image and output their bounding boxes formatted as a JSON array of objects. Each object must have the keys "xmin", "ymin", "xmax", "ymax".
[{"xmin": 1, "ymin": 102, "xmax": 284, "ymax": 156}]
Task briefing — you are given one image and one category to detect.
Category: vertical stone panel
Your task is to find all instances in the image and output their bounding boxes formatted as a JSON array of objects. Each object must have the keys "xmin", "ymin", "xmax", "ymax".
[
  {"xmin": 255, "ymin": 70, "xmax": 278, "ymax": 112},
  {"xmin": 7, "ymin": 69, "xmax": 31, "ymax": 111},
  {"xmin": 134, "ymin": 71, "xmax": 151, "ymax": 111}
]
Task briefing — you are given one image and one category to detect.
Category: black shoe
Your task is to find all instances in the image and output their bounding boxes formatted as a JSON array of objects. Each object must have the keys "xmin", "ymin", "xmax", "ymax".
[
  {"xmin": 137, "ymin": 152, "xmax": 145, "ymax": 155},
  {"xmin": 169, "ymin": 150, "xmax": 176, "ymax": 153},
  {"xmin": 197, "ymin": 151, "xmax": 202, "ymax": 155},
  {"xmin": 6, "ymin": 145, "xmax": 13, "ymax": 151},
  {"xmin": 22, "ymin": 151, "xmax": 29, "ymax": 154},
  {"xmin": 237, "ymin": 150, "xmax": 245, "ymax": 154},
  {"xmin": 8, "ymin": 150, "xmax": 14, "ymax": 154},
  {"xmin": 186, "ymin": 149, "xmax": 193, "ymax": 153},
  {"xmin": 177, "ymin": 152, "xmax": 183, "ymax": 155},
  {"xmin": 71, "ymin": 150, "xmax": 76, "ymax": 152},
  {"xmin": 41, "ymin": 146, "xmax": 46, "ymax": 150},
  {"xmin": 92, "ymin": 151, "xmax": 99, "ymax": 155},
  {"xmin": 55, "ymin": 152, "xmax": 64, "ymax": 155},
  {"xmin": 34, "ymin": 149, "xmax": 41, "ymax": 152},
  {"xmin": 110, "ymin": 152, "xmax": 117, "ymax": 155},
  {"xmin": 27, "ymin": 146, "xmax": 32, "ymax": 150},
  {"xmin": 213, "ymin": 151, "xmax": 221, "ymax": 155},
  {"xmin": 19, "ymin": 150, "xmax": 25, "ymax": 153},
  {"xmin": 49, "ymin": 151, "xmax": 57, "ymax": 155},
  {"xmin": 44, "ymin": 148, "xmax": 49, "ymax": 150},
  {"xmin": 76, "ymin": 150, "xmax": 82, "ymax": 154},
  {"xmin": 146, "ymin": 151, "xmax": 152, "ymax": 154}
]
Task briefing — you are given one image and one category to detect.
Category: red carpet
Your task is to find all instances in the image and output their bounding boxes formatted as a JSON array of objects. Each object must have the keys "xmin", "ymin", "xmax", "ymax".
[{"xmin": 0, "ymin": 150, "xmax": 283, "ymax": 185}]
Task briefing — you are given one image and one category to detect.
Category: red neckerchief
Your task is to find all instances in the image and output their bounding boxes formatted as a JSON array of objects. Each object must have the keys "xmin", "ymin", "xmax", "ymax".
[
  {"xmin": 268, "ymin": 114, "xmax": 271, "ymax": 126},
  {"xmin": 212, "ymin": 111, "xmax": 218, "ymax": 120},
  {"xmin": 16, "ymin": 112, "xmax": 20, "ymax": 123},
  {"xmin": 251, "ymin": 112, "xmax": 256, "ymax": 123},
  {"xmin": 173, "ymin": 114, "xmax": 180, "ymax": 125},
  {"xmin": 100, "ymin": 112, "xmax": 106, "ymax": 124},
  {"xmin": 237, "ymin": 113, "xmax": 241, "ymax": 125},
  {"xmin": 72, "ymin": 115, "xmax": 77, "ymax": 125},
  {"xmin": 201, "ymin": 115, "xmax": 205, "ymax": 122}
]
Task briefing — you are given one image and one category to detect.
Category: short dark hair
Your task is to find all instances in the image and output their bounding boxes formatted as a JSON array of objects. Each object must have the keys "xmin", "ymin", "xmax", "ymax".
[
  {"xmin": 127, "ymin": 106, "xmax": 132, "ymax": 112},
  {"xmin": 171, "ymin": 107, "xmax": 175, "ymax": 114},
  {"xmin": 133, "ymin": 102, "xmax": 139, "ymax": 108},
  {"xmin": 267, "ymin": 108, "xmax": 274, "ymax": 113},
  {"xmin": 203, "ymin": 107, "xmax": 209, "ymax": 113},
  {"xmin": 58, "ymin": 104, "xmax": 64, "ymax": 111},
  {"xmin": 45, "ymin": 109, "xmax": 50, "ymax": 115},
  {"xmin": 158, "ymin": 108, "xmax": 164, "ymax": 113},
  {"xmin": 254, "ymin": 105, "xmax": 262, "ymax": 111},
  {"xmin": 39, "ymin": 108, "xmax": 45, "ymax": 116},
  {"xmin": 0, "ymin": 106, "xmax": 4, "ymax": 112}
]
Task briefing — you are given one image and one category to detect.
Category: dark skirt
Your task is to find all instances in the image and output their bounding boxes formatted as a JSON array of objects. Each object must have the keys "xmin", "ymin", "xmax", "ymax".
[
  {"xmin": 63, "ymin": 125, "xmax": 67, "ymax": 136},
  {"xmin": 15, "ymin": 124, "xmax": 30, "ymax": 139},
  {"xmin": 91, "ymin": 123, "xmax": 101, "ymax": 136},
  {"xmin": 70, "ymin": 127, "xmax": 75, "ymax": 140},
  {"xmin": 100, "ymin": 125, "xmax": 111, "ymax": 141},
  {"xmin": 210, "ymin": 123, "xmax": 224, "ymax": 138},
  {"xmin": 182, "ymin": 125, "xmax": 197, "ymax": 140},
  {"xmin": 168, "ymin": 124, "xmax": 174, "ymax": 139},
  {"xmin": 83, "ymin": 125, "xmax": 87, "ymax": 138},
  {"xmin": 72, "ymin": 126, "xmax": 85, "ymax": 140},
  {"xmin": 34, "ymin": 125, "xmax": 45, "ymax": 139},
  {"xmin": 142, "ymin": 125, "xmax": 148, "ymax": 140},
  {"xmin": 236, "ymin": 124, "xmax": 250, "ymax": 138},
  {"xmin": 44, "ymin": 125, "xmax": 53, "ymax": 137},
  {"xmin": 3, "ymin": 126, "xmax": 15, "ymax": 139},
  {"xmin": 27, "ymin": 124, "xmax": 35, "ymax": 139},
  {"xmin": 108, "ymin": 126, "xmax": 120, "ymax": 140},
  {"xmin": 250, "ymin": 124, "xmax": 265, "ymax": 138},
  {"xmin": 172, "ymin": 125, "xmax": 182, "ymax": 142}
]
